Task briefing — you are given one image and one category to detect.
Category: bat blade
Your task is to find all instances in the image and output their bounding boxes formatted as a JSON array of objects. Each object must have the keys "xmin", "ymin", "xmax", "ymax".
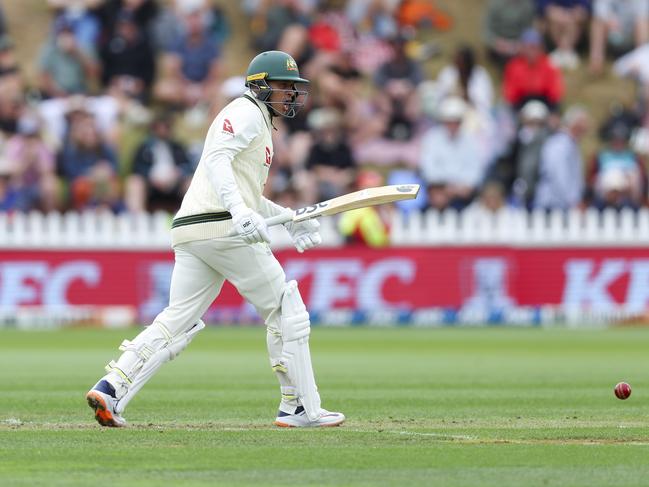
[{"xmin": 290, "ymin": 184, "xmax": 420, "ymax": 223}]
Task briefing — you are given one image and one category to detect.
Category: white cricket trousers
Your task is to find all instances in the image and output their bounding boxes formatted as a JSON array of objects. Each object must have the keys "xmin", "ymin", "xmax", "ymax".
[
  {"xmin": 161, "ymin": 238, "xmax": 287, "ymax": 334},
  {"xmin": 108, "ymin": 236, "xmax": 304, "ymax": 413}
]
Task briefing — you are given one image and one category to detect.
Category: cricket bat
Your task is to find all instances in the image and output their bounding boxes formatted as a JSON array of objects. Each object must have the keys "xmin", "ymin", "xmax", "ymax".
[{"xmin": 265, "ymin": 184, "xmax": 420, "ymax": 227}]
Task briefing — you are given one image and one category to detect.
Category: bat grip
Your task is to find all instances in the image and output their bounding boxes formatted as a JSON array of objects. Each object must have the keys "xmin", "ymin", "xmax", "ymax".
[
  {"xmin": 227, "ymin": 210, "xmax": 294, "ymax": 237},
  {"xmin": 264, "ymin": 211, "xmax": 293, "ymax": 227}
]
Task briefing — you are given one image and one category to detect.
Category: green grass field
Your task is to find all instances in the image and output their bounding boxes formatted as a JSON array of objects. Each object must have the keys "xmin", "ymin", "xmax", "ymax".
[{"xmin": 1, "ymin": 326, "xmax": 648, "ymax": 486}]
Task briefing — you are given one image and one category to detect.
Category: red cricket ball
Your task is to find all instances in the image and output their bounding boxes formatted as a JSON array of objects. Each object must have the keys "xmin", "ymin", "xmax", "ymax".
[{"xmin": 614, "ymin": 382, "xmax": 632, "ymax": 400}]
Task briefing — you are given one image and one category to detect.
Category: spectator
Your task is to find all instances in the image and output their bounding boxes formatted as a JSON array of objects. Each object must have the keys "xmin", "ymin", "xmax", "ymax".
[
  {"xmin": 37, "ymin": 16, "xmax": 100, "ymax": 98},
  {"xmin": 0, "ymin": 116, "xmax": 59, "ymax": 211},
  {"xmin": 374, "ymin": 35, "xmax": 424, "ymax": 142},
  {"xmin": 125, "ymin": 113, "xmax": 192, "ymax": 213},
  {"xmin": 317, "ymin": 49, "xmax": 363, "ymax": 110},
  {"xmin": 153, "ymin": 3, "xmax": 222, "ymax": 109},
  {"xmin": 489, "ymin": 100, "xmax": 552, "ymax": 207},
  {"xmin": 503, "ymin": 28, "xmax": 564, "ymax": 111},
  {"xmin": 350, "ymin": 35, "xmax": 423, "ymax": 168},
  {"xmin": 57, "ymin": 110, "xmax": 121, "ymax": 211},
  {"xmin": 484, "ymin": 0, "xmax": 537, "ymax": 68},
  {"xmin": 591, "ymin": 167, "xmax": 640, "ymax": 210},
  {"xmin": 466, "ymin": 180, "xmax": 510, "ymax": 214},
  {"xmin": 338, "ymin": 170, "xmax": 390, "ymax": 247},
  {"xmin": 47, "ymin": 0, "xmax": 101, "ymax": 53},
  {"xmin": 39, "ymin": 94, "xmax": 122, "ymax": 150},
  {"xmin": 0, "ymin": 3, "xmax": 8, "ymax": 39},
  {"xmin": 249, "ymin": 0, "xmax": 310, "ymax": 53},
  {"xmin": 612, "ymin": 44, "xmax": 649, "ymax": 116},
  {"xmin": 100, "ymin": 11, "xmax": 156, "ymax": 102},
  {"xmin": 419, "ymin": 96, "xmax": 484, "ymax": 211},
  {"xmin": 396, "ymin": 0, "xmax": 453, "ymax": 32},
  {"xmin": 537, "ymin": 0, "xmax": 591, "ymax": 70},
  {"xmin": 346, "ymin": 0, "xmax": 399, "ymax": 40},
  {"xmin": 433, "ymin": 45, "xmax": 495, "ymax": 116},
  {"xmin": 0, "ymin": 36, "xmax": 25, "ymax": 135},
  {"xmin": 587, "ymin": 121, "xmax": 646, "ymax": 210},
  {"xmin": 304, "ymin": 107, "xmax": 356, "ymax": 202},
  {"xmin": 533, "ymin": 106, "xmax": 589, "ymax": 210},
  {"xmin": 93, "ymin": 0, "xmax": 159, "ymax": 47},
  {"xmin": 589, "ymin": 0, "xmax": 649, "ymax": 75},
  {"xmin": 154, "ymin": 0, "xmax": 230, "ymax": 51}
]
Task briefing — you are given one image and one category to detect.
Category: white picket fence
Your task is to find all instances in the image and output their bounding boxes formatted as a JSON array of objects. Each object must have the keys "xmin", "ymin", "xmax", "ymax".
[{"xmin": 0, "ymin": 207, "xmax": 648, "ymax": 249}]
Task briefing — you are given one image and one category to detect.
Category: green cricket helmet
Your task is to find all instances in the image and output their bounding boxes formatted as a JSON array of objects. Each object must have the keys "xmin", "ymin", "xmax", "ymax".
[{"xmin": 245, "ymin": 50, "xmax": 309, "ymax": 118}]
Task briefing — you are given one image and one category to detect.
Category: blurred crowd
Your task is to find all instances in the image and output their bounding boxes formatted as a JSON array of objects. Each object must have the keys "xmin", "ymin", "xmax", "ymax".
[{"xmin": 1, "ymin": 0, "xmax": 649, "ymax": 247}]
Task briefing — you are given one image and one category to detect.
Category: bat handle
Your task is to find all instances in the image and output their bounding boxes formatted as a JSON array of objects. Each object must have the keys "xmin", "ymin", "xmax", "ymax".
[
  {"xmin": 265, "ymin": 210, "xmax": 294, "ymax": 227},
  {"xmin": 226, "ymin": 210, "xmax": 293, "ymax": 237}
]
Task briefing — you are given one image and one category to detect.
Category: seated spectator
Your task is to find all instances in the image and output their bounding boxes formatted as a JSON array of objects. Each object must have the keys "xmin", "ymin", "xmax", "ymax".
[
  {"xmin": 419, "ymin": 97, "xmax": 484, "ymax": 211},
  {"xmin": 586, "ymin": 121, "xmax": 646, "ymax": 210},
  {"xmin": 503, "ymin": 28, "xmax": 564, "ymax": 111},
  {"xmin": 304, "ymin": 107, "xmax": 356, "ymax": 202},
  {"xmin": 317, "ymin": 49, "xmax": 363, "ymax": 110},
  {"xmin": 93, "ymin": 0, "xmax": 159, "ymax": 46},
  {"xmin": 596, "ymin": 103, "xmax": 642, "ymax": 152},
  {"xmin": 345, "ymin": 0, "xmax": 398, "ymax": 40},
  {"xmin": 47, "ymin": 0, "xmax": 101, "ymax": 53},
  {"xmin": 124, "ymin": 113, "xmax": 192, "ymax": 213},
  {"xmin": 533, "ymin": 106, "xmax": 589, "ymax": 210},
  {"xmin": 433, "ymin": 45, "xmax": 495, "ymax": 116},
  {"xmin": 0, "ymin": 3, "xmax": 8, "ymax": 39},
  {"xmin": 39, "ymin": 95, "xmax": 122, "ymax": 149},
  {"xmin": 591, "ymin": 167, "xmax": 641, "ymax": 210},
  {"xmin": 338, "ymin": 170, "xmax": 391, "ymax": 247},
  {"xmin": 57, "ymin": 110, "xmax": 121, "ymax": 211},
  {"xmin": 374, "ymin": 35, "xmax": 424, "ymax": 141},
  {"xmin": 589, "ymin": 0, "xmax": 649, "ymax": 75},
  {"xmin": 351, "ymin": 36, "xmax": 423, "ymax": 168},
  {"xmin": 0, "ymin": 36, "xmax": 25, "ymax": 135},
  {"xmin": 537, "ymin": 0, "xmax": 590, "ymax": 69},
  {"xmin": 100, "ymin": 11, "xmax": 156, "ymax": 102},
  {"xmin": 154, "ymin": 0, "xmax": 230, "ymax": 51},
  {"xmin": 612, "ymin": 44, "xmax": 649, "ymax": 118},
  {"xmin": 396, "ymin": 0, "xmax": 453, "ymax": 32},
  {"xmin": 247, "ymin": 0, "xmax": 310, "ymax": 53},
  {"xmin": 37, "ymin": 16, "xmax": 99, "ymax": 98},
  {"xmin": 483, "ymin": 0, "xmax": 536, "ymax": 68},
  {"xmin": 0, "ymin": 116, "xmax": 59, "ymax": 212},
  {"xmin": 488, "ymin": 100, "xmax": 552, "ymax": 207},
  {"xmin": 153, "ymin": 3, "xmax": 221, "ymax": 109},
  {"xmin": 465, "ymin": 180, "xmax": 510, "ymax": 214},
  {"xmin": 0, "ymin": 95, "xmax": 24, "ymax": 136}
]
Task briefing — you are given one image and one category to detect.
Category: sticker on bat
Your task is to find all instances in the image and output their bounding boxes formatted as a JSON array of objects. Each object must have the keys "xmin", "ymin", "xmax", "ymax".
[
  {"xmin": 396, "ymin": 185, "xmax": 415, "ymax": 192},
  {"xmin": 295, "ymin": 202, "xmax": 328, "ymax": 216}
]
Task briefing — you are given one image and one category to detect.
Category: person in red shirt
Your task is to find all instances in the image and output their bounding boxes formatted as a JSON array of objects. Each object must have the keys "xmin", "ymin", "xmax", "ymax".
[{"xmin": 503, "ymin": 28, "xmax": 564, "ymax": 111}]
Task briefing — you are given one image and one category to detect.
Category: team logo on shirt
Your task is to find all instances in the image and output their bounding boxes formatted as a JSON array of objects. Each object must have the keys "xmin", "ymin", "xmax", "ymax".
[
  {"xmin": 264, "ymin": 146, "xmax": 272, "ymax": 166},
  {"xmin": 222, "ymin": 119, "xmax": 234, "ymax": 135}
]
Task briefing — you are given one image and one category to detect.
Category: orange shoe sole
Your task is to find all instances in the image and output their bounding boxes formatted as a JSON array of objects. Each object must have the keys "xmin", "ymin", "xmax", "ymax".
[{"xmin": 86, "ymin": 391, "xmax": 123, "ymax": 427}]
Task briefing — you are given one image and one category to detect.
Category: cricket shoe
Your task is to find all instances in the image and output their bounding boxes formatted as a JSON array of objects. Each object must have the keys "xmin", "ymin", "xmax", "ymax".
[
  {"xmin": 86, "ymin": 380, "xmax": 127, "ymax": 427},
  {"xmin": 274, "ymin": 406, "xmax": 345, "ymax": 428}
]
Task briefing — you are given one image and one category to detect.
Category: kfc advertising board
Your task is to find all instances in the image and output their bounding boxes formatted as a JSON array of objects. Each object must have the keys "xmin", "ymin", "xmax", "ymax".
[{"xmin": 1, "ymin": 247, "xmax": 648, "ymax": 325}]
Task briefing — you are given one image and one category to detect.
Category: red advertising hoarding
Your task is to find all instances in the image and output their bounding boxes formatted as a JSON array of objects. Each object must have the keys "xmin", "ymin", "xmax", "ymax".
[{"xmin": 0, "ymin": 247, "xmax": 647, "ymax": 324}]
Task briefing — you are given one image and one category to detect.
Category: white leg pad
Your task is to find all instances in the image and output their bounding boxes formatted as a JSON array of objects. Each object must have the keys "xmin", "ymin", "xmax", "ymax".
[
  {"xmin": 279, "ymin": 280, "xmax": 321, "ymax": 421},
  {"xmin": 107, "ymin": 320, "xmax": 205, "ymax": 414}
]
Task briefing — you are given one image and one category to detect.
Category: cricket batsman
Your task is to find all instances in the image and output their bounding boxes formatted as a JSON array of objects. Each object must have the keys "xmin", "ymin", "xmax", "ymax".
[{"xmin": 86, "ymin": 50, "xmax": 345, "ymax": 428}]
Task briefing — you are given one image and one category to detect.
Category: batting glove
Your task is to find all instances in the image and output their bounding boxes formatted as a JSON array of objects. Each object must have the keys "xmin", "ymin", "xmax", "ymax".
[
  {"xmin": 285, "ymin": 219, "xmax": 322, "ymax": 253},
  {"xmin": 231, "ymin": 205, "xmax": 271, "ymax": 245}
]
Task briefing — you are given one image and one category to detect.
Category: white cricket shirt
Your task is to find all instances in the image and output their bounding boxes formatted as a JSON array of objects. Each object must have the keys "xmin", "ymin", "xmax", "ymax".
[{"xmin": 171, "ymin": 91, "xmax": 274, "ymax": 245}]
